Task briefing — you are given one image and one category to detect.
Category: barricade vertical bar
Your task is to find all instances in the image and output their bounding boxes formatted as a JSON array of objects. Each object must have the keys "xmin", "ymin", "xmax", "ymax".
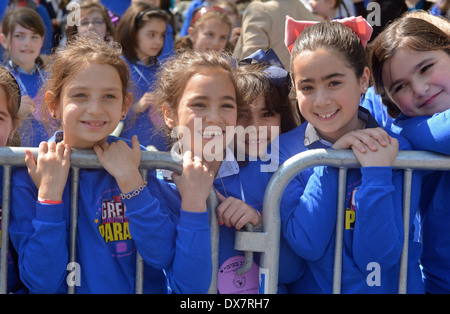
[
  {"xmin": 398, "ymin": 169, "xmax": 412, "ymax": 294},
  {"xmin": 207, "ymin": 189, "xmax": 220, "ymax": 294},
  {"xmin": 68, "ymin": 167, "xmax": 80, "ymax": 294},
  {"xmin": 0, "ymin": 166, "xmax": 11, "ymax": 294},
  {"xmin": 135, "ymin": 253, "xmax": 144, "ymax": 294},
  {"xmin": 332, "ymin": 167, "xmax": 347, "ymax": 294},
  {"xmin": 134, "ymin": 169, "xmax": 147, "ymax": 294}
]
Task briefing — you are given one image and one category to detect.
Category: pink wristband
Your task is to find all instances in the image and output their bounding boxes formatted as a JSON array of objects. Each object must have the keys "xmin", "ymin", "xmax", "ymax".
[{"xmin": 38, "ymin": 197, "xmax": 63, "ymax": 205}]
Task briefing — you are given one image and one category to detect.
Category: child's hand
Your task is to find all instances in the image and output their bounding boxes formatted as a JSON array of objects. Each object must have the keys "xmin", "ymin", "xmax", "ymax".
[
  {"xmin": 352, "ymin": 136, "xmax": 399, "ymax": 167},
  {"xmin": 25, "ymin": 141, "xmax": 71, "ymax": 201},
  {"xmin": 332, "ymin": 128, "xmax": 391, "ymax": 153},
  {"xmin": 94, "ymin": 135, "xmax": 143, "ymax": 194},
  {"xmin": 134, "ymin": 92, "xmax": 155, "ymax": 114},
  {"xmin": 171, "ymin": 151, "xmax": 215, "ymax": 213},
  {"xmin": 216, "ymin": 191, "xmax": 262, "ymax": 230}
]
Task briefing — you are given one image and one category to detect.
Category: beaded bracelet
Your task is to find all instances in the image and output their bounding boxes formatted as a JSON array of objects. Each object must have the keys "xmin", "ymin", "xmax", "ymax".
[{"xmin": 120, "ymin": 181, "xmax": 147, "ymax": 200}]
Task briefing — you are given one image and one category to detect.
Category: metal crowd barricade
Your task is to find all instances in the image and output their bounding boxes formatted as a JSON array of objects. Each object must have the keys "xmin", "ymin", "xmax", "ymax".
[
  {"xmin": 0, "ymin": 147, "xmax": 220, "ymax": 294},
  {"xmin": 3, "ymin": 147, "xmax": 450, "ymax": 294},
  {"xmin": 236, "ymin": 148, "xmax": 450, "ymax": 294}
]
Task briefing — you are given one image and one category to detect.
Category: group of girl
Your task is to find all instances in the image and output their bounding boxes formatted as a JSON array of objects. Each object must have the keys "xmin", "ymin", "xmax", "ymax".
[
  {"xmin": 0, "ymin": 0, "xmax": 238, "ymax": 152},
  {"xmin": 0, "ymin": 0, "xmax": 449, "ymax": 295}
]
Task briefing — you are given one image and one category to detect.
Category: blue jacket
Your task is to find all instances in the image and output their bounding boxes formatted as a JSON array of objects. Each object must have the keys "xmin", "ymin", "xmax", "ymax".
[
  {"xmin": 391, "ymin": 110, "xmax": 450, "ymax": 294},
  {"xmin": 277, "ymin": 108, "xmax": 424, "ymax": 293},
  {"xmin": 360, "ymin": 86, "xmax": 394, "ymax": 129},
  {"xmin": 9, "ymin": 131, "xmax": 211, "ymax": 293},
  {"xmin": 120, "ymin": 58, "xmax": 169, "ymax": 151}
]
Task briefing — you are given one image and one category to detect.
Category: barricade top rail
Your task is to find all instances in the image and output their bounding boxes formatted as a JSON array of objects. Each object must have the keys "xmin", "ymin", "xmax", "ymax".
[{"xmin": 0, "ymin": 147, "xmax": 184, "ymax": 172}]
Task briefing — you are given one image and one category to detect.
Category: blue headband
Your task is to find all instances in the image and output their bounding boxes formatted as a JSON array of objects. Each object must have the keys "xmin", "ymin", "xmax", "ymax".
[{"xmin": 238, "ymin": 49, "xmax": 291, "ymax": 99}]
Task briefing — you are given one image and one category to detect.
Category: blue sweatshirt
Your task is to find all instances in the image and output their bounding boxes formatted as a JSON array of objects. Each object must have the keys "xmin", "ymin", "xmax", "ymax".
[
  {"xmin": 120, "ymin": 58, "xmax": 169, "ymax": 151},
  {"xmin": 9, "ymin": 131, "xmax": 211, "ymax": 293},
  {"xmin": 160, "ymin": 147, "xmax": 305, "ymax": 294},
  {"xmin": 6, "ymin": 64, "xmax": 50, "ymax": 147},
  {"xmin": 391, "ymin": 110, "xmax": 450, "ymax": 294},
  {"xmin": 360, "ymin": 86, "xmax": 394, "ymax": 129},
  {"xmin": 277, "ymin": 107, "xmax": 424, "ymax": 293}
]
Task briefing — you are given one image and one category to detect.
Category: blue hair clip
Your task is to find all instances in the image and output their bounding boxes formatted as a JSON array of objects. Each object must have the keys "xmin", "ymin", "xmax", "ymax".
[{"xmin": 238, "ymin": 49, "xmax": 291, "ymax": 99}]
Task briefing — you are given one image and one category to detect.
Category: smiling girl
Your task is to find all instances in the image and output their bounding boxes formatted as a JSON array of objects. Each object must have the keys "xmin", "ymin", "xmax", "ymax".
[
  {"xmin": 153, "ymin": 49, "xmax": 269, "ymax": 294},
  {"xmin": 1, "ymin": 7, "xmax": 49, "ymax": 147},
  {"xmin": 175, "ymin": 6, "xmax": 233, "ymax": 53},
  {"xmin": 9, "ymin": 36, "xmax": 204, "ymax": 293},
  {"xmin": 277, "ymin": 17, "xmax": 424, "ymax": 293},
  {"xmin": 370, "ymin": 11, "xmax": 450, "ymax": 294},
  {"xmin": 115, "ymin": 2, "xmax": 169, "ymax": 151}
]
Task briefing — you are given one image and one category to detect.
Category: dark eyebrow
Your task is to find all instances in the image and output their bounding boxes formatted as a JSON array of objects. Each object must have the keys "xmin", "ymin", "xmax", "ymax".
[
  {"xmin": 388, "ymin": 58, "xmax": 435, "ymax": 93},
  {"xmin": 297, "ymin": 73, "xmax": 345, "ymax": 85},
  {"xmin": 189, "ymin": 95, "xmax": 236, "ymax": 102}
]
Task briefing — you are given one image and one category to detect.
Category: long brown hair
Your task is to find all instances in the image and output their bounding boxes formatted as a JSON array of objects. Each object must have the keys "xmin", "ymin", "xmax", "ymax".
[
  {"xmin": 39, "ymin": 35, "xmax": 130, "ymax": 135},
  {"xmin": 116, "ymin": 2, "xmax": 169, "ymax": 61},
  {"xmin": 1, "ymin": 7, "xmax": 45, "ymax": 67}
]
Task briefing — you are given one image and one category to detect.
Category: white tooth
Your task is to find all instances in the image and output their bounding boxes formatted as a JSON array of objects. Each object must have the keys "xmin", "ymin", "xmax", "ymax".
[{"xmin": 318, "ymin": 110, "xmax": 336, "ymax": 118}]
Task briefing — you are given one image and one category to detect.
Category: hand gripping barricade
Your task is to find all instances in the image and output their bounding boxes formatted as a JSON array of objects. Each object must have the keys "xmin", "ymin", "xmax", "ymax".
[
  {"xmin": 1, "ymin": 147, "xmax": 450, "ymax": 294},
  {"xmin": 239, "ymin": 148, "xmax": 450, "ymax": 294}
]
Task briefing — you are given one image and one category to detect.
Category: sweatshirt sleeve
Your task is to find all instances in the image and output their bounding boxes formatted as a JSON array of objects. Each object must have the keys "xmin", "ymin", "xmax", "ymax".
[
  {"xmin": 397, "ymin": 109, "xmax": 450, "ymax": 154},
  {"xmin": 280, "ymin": 166, "xmax": 338, "ymax": 261},
  {"xmin": 165, "ymin": 209, "xmax": 212, "ymax": 294},
  {"xmin": 126, "ymin": 174, "xmax": 212, "ymax": 294},
  {"xmin": 124, "ymin": 174, "xmax": 177, "ymax": 270},
  {"xmin": 351, "ymin": 167, "xmax": 403, "ymax": 272},
  {"xmin": 9, "ymin": 169, "xmax": 69, "ymax": 294}
]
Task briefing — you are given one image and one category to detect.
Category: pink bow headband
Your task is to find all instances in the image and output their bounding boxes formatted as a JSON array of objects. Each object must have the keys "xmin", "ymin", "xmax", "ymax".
[{"xmin": 285, "ymin": 15, "xmax": 373, "ymax": 54}]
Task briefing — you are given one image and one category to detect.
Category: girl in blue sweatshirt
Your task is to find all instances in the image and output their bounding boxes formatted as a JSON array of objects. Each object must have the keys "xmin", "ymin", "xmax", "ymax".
[
  {"xmin": 370, "ymin": 12, "xmax": 450, "ymax": 294},
  {"xmin": 1, "ymin": 7, "xmax": 49, "ymax": 147},
  {"xmin": 115, "ymin": 2, "xmax": 170, "ymax": 151},
  {"xmin": 278, "ymin": 17, "xmax": 424, "ymax": 293},
  {"xmin": 9, "ymin": 36, "xmax": 211, "ymax": 294},
  {"xmin": 152, "ymin": 49, "xmax": 269, "ymax": 294},
  {"xmin": 0, "ymin": 66, "xmax": 24, "ymax": 293},
  {"xmin": 235, "ymin": 49, "xmax": 306, "ymax": 292}
]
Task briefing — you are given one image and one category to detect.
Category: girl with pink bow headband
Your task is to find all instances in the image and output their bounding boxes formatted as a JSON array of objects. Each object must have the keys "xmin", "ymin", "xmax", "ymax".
[{"xmin": 275, "ymin": 17, "xmax": 425, "ymax": 293}]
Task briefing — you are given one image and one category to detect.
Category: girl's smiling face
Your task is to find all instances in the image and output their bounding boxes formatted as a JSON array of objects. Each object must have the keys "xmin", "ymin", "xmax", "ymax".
[
  {"xmin": 293, "ymin": 48, "xmax": 369, "ymax": 143},
  {"xmin": 382, "ymin": 48, "xmax": 450, "ymax": 117},
  {"xmin": 164, "ymin": 68, "xmax": 237, "ymax": 161},
  {"xmin": 236, "ymin": 93, "xmax": 281, "ymax": 158},
  {"xmin": 5, "ymin": 24, "xmax": 43, "ymax": 72},
  {"xmin": 50, "ymin": 62, "xmax": 131, "ymax": 149},
  {"xmin": 189, "ymin": 18, "xmax": 231, "ymax": 52}
]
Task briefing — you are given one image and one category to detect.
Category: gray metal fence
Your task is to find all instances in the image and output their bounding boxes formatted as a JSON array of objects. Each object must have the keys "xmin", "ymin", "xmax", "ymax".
[
  {"xmin": 244, "ymin": 148, "xmax": 450, "ymax": 294},
  {"xmin": 0, "ymin": 147, "xmax": 219, "ymax": 294},
  {"xmin": 1, "ymin": 147, "xmax": 450, "ymax": 294}
]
